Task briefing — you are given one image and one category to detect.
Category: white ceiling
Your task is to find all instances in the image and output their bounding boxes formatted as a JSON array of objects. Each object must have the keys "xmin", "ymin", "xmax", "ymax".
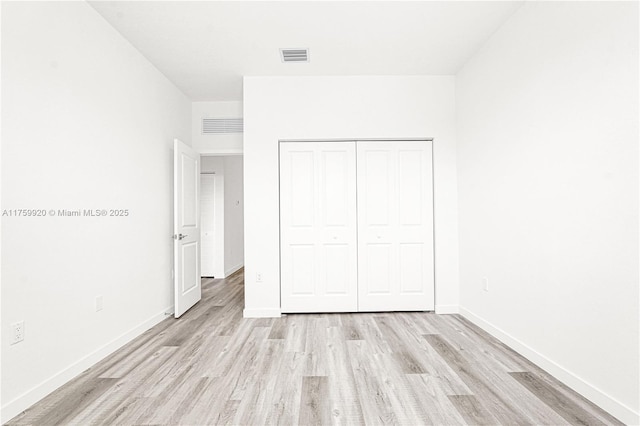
[{"xmin": 89, "ymin": 1, "xmax": 523, "ymax": 101}]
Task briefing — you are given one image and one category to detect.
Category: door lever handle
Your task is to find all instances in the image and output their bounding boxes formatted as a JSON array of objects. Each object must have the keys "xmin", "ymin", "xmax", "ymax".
[{"xmin": 173, "ymin": 234, "xmax": 188, "ymax": 240}]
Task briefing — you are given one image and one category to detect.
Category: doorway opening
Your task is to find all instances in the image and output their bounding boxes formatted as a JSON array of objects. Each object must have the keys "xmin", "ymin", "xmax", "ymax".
[{"xmin": 200, "ymin": 154, "xmax": 244, "ymax": 279}]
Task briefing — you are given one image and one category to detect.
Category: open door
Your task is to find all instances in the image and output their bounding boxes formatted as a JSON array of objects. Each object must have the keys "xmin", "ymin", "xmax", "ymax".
[{"xmin": 174, "ymin": 138, "xmax": 201, "ymax": 318}]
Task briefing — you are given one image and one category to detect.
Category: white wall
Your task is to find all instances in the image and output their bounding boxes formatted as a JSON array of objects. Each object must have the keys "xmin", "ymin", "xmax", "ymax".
[
  {"xmin": 456, "ymin": 2, "xmax": 639, "ymax": 424},
  {"xmin": 223, "ymin": 156, "xmax": 244, "ymax": 276},
  {"xmin": 192, "ymin": 101, "xmax": 243, "ymax": 154},
  {"xmin": 200, "ymin": 156, "xmax": 226, "ymax": 278},
  {"xmin": 1, "ymin": 2, "xmax": 191, "ymax": 421},
  {"xmin": 243, "ymin": 76, "xmax": 459, "ymax": 317}
]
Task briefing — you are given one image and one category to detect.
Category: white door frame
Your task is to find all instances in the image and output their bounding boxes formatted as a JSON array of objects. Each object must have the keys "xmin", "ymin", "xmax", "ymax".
[{"xmin": 198, "ymin": 150, "xmax": 243, "ymax": 280}]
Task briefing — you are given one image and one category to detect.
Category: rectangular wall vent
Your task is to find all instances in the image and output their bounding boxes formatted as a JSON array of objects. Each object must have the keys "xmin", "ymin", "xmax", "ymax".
[
  {"xmin": 280, "ymin": 48, "xmax": 309, "ymax": 63},
  {"xmin": 202, "ymin": 118, "xmax": 243, "ymax": 134}
]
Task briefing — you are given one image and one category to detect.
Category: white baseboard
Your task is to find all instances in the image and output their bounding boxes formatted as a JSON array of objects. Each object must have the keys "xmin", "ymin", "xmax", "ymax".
[
  {"xmin": 243, "ymin": 308, "xmax": 281, "ymax": 318},
  {"xmin": 0, "ymin": 306, "xmax": 172, "ymax": 424},
  {"xmin": 224, "ymin": 263, "xmax": 244, "ymax": 278},
  {"xmin": 435, "ymin": 304, "xmax": 459, "ymax": 314},
  {"xmin": 459, "ymin": 306, "xmax": 639, "ymax": 426}
]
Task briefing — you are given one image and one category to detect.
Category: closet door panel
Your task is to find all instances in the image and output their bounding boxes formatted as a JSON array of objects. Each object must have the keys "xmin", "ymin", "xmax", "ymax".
[
  {"xmin": 280, "ymin": 142, "xmax": 358, "ymax": 313},
  {"xmin": 363, "ymin": 149, "xmax": 392, "ymax": 226},
  {"xmin": 357, "ymin": 141, "xmax": 434, "ymax": 311},
  {"xmin": 398, "ymin": 150, "xmax": 424, "ymax": 225},
  {"xmin": 399, "ymin": 243, "xmax": 425, "ymax": 294},
  {"xmin": 324, "ymin": 244, "xmax": 350, "ymax": 295},
  {"xmin": 289, "ymin": 151, "xmax": 315, "ymax": 227},
  {"xmin": 290, "ymin": 245, "xmax": 315, "ymax": 295},
  {"xmin": 365, "ymin": 243, "xmax": 393, "ymax": 295}
]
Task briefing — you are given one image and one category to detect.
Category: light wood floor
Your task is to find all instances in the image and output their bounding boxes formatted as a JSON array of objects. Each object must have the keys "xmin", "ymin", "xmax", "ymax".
[{"xmin": 8, "ymin": 269, "xmax": 623, "ymax": 425}]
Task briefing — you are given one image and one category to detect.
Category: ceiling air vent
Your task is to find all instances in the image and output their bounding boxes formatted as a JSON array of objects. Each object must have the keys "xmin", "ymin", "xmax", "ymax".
[
  {"xmin": 280, "ymin": 48, "xmax": 309, "ymax": 63},
  {"xmin": 201, "ymin": 118, "xmax": 243, "ymax": 135}
]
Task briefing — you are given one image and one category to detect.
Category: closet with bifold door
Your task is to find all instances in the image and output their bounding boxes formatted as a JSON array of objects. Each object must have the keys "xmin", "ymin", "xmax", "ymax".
[{"xmin": 279, "ymin": 140, "xmax": 434, "ymax": 313}]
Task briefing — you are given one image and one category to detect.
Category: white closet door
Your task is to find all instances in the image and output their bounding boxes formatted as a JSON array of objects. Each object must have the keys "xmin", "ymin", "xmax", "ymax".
[
  {"xmin": 357, "ymin": 141, "xmax": 434, "ymax": 311},
  {"xmin": 200, "ymin": 174, "xmax": 216, "ymax": 277},
  {"xmin": 280, "ymin": 142, "xmax": 358, "ymax": 313}
]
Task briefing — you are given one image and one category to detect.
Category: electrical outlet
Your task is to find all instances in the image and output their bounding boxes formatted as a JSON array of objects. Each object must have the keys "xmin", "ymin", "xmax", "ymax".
[
  {"xmin": 96, "ymin": 295, "xmax": 103, "ymax": 312},
  {"xmin": 11, "ymin": 321, "xmax": 24, "ymax": 345},
  {"xmin": 256, "ymin": 273, "xmax": 263, "ymax": 283},
  {"xmin": 483, "ymin": 277, "xmax": 489, "ymax": 292}
]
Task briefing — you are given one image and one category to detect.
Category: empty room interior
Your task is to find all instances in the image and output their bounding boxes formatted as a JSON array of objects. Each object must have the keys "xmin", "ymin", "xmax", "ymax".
[{"xmin": 1, "ymin": 1, "xmax": 638, "ymax": 425}]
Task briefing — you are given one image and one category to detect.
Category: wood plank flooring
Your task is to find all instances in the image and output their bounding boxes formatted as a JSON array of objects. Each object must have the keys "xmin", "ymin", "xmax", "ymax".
[{"xmin": 7, "ymin": 269, "xmax": 623, "ymax": 425}]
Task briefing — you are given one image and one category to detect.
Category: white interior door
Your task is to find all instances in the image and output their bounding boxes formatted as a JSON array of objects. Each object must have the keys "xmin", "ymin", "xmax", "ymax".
[
  {"xmin": 174, "ymin": 139, "xmax": 202, "ymax": 318},
  {"xmin": 200, "ymin": 174, "xmax": 216, "ymax": 277},
  {"xmin": 280, "ymin": 141, "xmax": 358, "ymax": 313},
  {"xmin": 357, "ymin": 141, "xmax": 434, "ymax": 311}
]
